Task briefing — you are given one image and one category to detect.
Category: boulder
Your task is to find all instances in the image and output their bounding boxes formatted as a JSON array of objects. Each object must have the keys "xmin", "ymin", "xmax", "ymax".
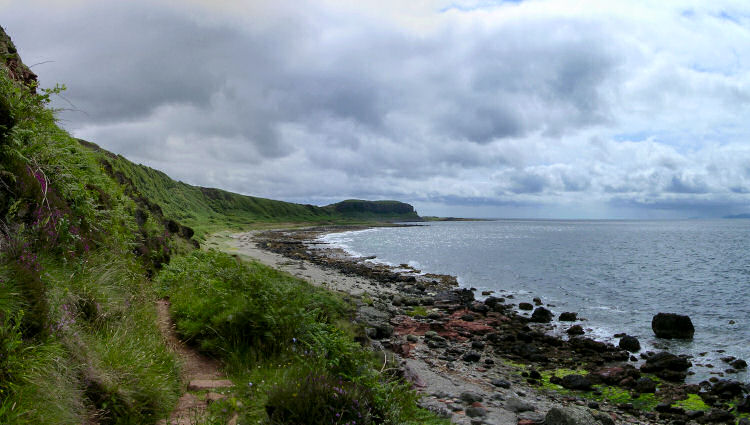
[
  {"xmin": 545, "ymin": 406, "xmax": 597, "ymax": 425},
  {"xmin": 731, "ymin": 358, "xmax": 748, "ymax": 370},
  {"xmin": 635, "ymin": 377, "xmax": 657, "ymax": 393},
  {"xmin": 709, "ymin": 379, "xmax": 744, "ymax": 399},
  {"xmin": 561, "ymin": 374, "xmax": 593, "ymax": 391},
  {"xmin": 559, "ymin": 312, "xmax": 578, "ymax": 321},
  {"xmin": 505, "ymin": 397, "xmax": 535, "ymax": 413},
  {"xmin": 640, "ymin": 352, "xmax": 691, "ymax": 372},
  {"xmin": 519, "ymin": 302, "xmax": 534, "ymax": 311},
  {"xmin": 462, "ymin": 351, "xmax": 481, "ymax": 362},
  {"xmin": 651, "ymin": 313, "xmax": 694, "ymax": 339},
  {"xmin": 567, "ymin": 325, "xmax": 585, "ymax": 335},
  {"xmin": 618, "ymin": 335, "xmax": 641, "ymax": 352},
  {"xmin": 530, "ymin": 307, "xmax": 554, "ymax": 323},
  {"xmin": 460, "ymin": 391, "xmax": 483, "ymax": 404}
]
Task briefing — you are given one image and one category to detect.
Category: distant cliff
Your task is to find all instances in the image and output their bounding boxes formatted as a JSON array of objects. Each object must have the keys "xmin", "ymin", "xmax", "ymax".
[
  {"xmin": 80, "ymin": 141, "xmax": 421, "ymax": 237},
  {"xmin": 324, "ymin": 199, "xmax": 420, "ymax": 221}
]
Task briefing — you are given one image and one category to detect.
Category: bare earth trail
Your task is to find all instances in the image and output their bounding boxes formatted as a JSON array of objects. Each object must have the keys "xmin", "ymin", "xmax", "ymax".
[{"xmin": 156, "ymin": 299, "xmax": 236, "ymax": 425}]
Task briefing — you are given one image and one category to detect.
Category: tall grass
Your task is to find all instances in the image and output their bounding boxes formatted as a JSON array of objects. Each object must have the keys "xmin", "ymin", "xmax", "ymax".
[{"xmin": 157, "ymin": 250, "xmax": 448, "ymax": 425}]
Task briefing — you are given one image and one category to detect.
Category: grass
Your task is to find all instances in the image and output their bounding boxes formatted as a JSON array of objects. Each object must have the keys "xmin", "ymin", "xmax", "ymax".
[
  {"xmin": 85, "ymin": 146, "xmax": 420, "ymax": 240},
  {"xmin": 157, "ymin": 250, "xmax": 449, "ymax": 424}
]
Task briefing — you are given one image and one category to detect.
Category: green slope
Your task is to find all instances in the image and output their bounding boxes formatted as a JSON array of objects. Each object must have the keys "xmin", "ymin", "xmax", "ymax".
[{"xmin": 82, "ymin": 141, "xmax": 420, "ymax": 238}]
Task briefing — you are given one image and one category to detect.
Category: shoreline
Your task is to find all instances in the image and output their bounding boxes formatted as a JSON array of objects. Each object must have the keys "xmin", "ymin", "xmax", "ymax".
[{"xmin": 215, "ymin": 226, "xmax": 749, "ymax": 425}]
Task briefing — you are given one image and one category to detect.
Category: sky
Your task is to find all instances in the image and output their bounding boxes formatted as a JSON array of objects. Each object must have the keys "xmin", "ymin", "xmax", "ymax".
[{"xmin": 4, "ymin": 0, "xmax": 750, "ymax": 219}]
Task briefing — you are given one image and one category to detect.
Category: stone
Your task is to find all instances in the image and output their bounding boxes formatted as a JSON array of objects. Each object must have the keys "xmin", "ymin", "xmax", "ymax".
[
  {"xmin": 559, "ymin": 312, "xmax": 578, "ymax": 321},
  {"xmin": 545, "ymin": 406, "xmax": 597, "ymax": 425},
  {"xmin": 699, "ymin": 409, "xmax": 734, "ymax": 423},
  {"xmin": 518, "ymin": 411, "xmax": 545, "ymax": 424},
  {"xmin": 506, "ymin": 397, "xmax": 535, "ymax": 413},
  {"xmin": 530, "ymin": 307, "xmax": 554, "ymax": 323},
  {"xmin": 651, "ymin": 313, "xmax": 694, "ymax": 339},
  {"xmin": 618, "ymin": 335, "xmax": 641, "ymax": 352},
  {"xmin": 634, "ymin": 377, "xmax": 657, "ymax": 393},
  {"xmin": 709, "ymin": 379, "xmax": 744, "ymax": 399},
  {"xmin": 519, "ymin": 302, "xmax": 534, "ymax": 311},
  {"xmin": 739, "ymin": 418, "xmax": 750, "ymax": 425},
  {"xmin": 533, "ymin": 297, "xmax": 542, "ymax": 305},
  {"xmin": 462, "ymin": 351, "xmax": 482, "ymax": 362},
  {"xmin": 460, "ymin": 391, "xmax": 483, "ymax": 404},
  {"xmin": 731, "ymin": 358, "xmax": 748, "ymax": 369},
  {"xmin": 491, "ymin": 378, "xmax": 511, "ymax": 388},
  {"xmin": 737, "ymin": 395, "xmax": 750, "ymax": 413},
  {"xmin": 465, "ymin": 406, "xmax": 487, "ymax": 418},
  {"xmin": 567, "ymin": 325, "xmax": 585, "ymax": 335},
  {"xmin": 640, "ymin": 352, "xmax": 691, "ymax": 372},
  {"xmin": 560, "ymin": 374, "xmax": 592, "ymax": 391}
]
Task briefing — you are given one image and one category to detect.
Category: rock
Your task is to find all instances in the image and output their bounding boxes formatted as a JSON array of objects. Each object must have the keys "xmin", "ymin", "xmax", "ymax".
[
  {"xmin": 640, "ymin": 352, "xmax": 691, "ymax": 372},
  {"xmin": 491, "ymin": 378, "xmax": 511, "ymax": 388},
  {"xmin": 465, "ymin": 406, "xmax": 487, "ymax": 418},
  {"xmin": 566, "ymin": 325, "xmax": 585, "ymax": 335},
  {"xmin": 533, "ymin": 297, "xmax": 542, "ymax": 305},
  {"xmin": 559, "ymin": 312, "xmax": 578, "ymax": 321},
  {"xmin": 462, "ymin": 351, "xmax": 482, "ymax": 362},
  {"xmin": 651, "ymin": 313, "xmax": 695, "ymax": 339},
  {"xmin": 592, "ymin": 412, "xmax": 615, "ymax": 425},
  {"xmin": 505, "ymin": 397, "xmax": 535, "ymax": 413},
  {"xmin": 530, "ymin": 307, "xmax": 553, "ymax": 323},
  {"xmin": 560, "ymin": 374, "xmax": 592, "ymax": 391},
  {"xmin": 471, "ymin": 340, "xmax": 486, "ymax": 350},
  {"xmin": 709, "ymin": 379, "xmax": 744, "ymax": 399},
  {"xmin": 406, "ymin": 334, "xmax": 418, "ymax": 342},
  {"xmin": 471, "ymin": 302, "xmax": 490, "ymax": 314},
  {"xmin": 738, "ymin": 418, "xmax": 750, "ymax": 425},
  {"xmin": 737, "ymin": 395, "xmax": 750, "ymax": 413},
  {"xmin": 618, "ymin": 335, "xmax": 641, "ymax": 352},
  {"xmin": 545, "ymin": 406, "xmax": 597, "ymax": 425},
  {"xmin": 461, "ymin": 313, "xmax": 476, "ymax": 322},
  {"xmin": 698, "ymin": 408, "xmax": 734, "ymax": 423},
  {"xmin": 731, "ymin": 358, "xmax": 748, "ymax": 369},
  {"xmin": 519, "ymin": 302, "xmax": 534, "ymax": 311},
  {"xmin": 518, "ymin": 411, "xmax": 545, "ymax": 424},
  {"xmin": 634, "ymin": 377, "xmax": 657, "ymax": 393},
  {"xmin": 460, "ymin": 391, "xmax": 483, "ymax": 404}
]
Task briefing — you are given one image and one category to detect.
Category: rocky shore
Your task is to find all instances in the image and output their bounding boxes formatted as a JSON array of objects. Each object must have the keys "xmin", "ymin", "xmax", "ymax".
[{"xmin": 223, "ymin": 226, "xmax": 750, "ymax": 425}]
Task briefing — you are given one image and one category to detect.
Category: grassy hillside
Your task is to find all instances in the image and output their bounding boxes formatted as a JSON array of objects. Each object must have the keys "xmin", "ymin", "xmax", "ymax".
[
  {"xmin": 82, "ymin": 143, "xmax": 420, "ymax": 239},
  {"xmin": 0, "ymin": 25, "xmax": 441, "ymax": 425}
]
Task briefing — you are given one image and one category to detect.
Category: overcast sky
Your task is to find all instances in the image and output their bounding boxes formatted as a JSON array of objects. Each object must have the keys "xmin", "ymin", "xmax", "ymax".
[{"xmin": 4, "ymin": 0, "xmax": 750, "ymax": 218}]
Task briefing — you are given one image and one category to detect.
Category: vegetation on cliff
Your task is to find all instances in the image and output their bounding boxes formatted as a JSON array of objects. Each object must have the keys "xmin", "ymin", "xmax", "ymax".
[{"xmin": 84, "ymin": 145, "xmax": 421, "ymax": 240}]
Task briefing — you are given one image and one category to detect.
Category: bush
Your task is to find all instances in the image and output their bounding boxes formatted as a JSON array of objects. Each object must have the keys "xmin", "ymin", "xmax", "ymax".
[
  {"xmin": 157, "ymin": 250, "xmax": 350, "ymax": 357},
  {"xmin": 265, "ymin": 371, "xmax": 377, "ymax": 425}
]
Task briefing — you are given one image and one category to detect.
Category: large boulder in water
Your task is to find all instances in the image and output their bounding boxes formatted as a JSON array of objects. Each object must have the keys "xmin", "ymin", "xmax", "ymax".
[
  {"xmin": 618, "ymin": 335, "xmax": 641, "ymax": 352},
  {"xmin": 651, "ymin": 313, "xmax": 694, "ymax": 339}
]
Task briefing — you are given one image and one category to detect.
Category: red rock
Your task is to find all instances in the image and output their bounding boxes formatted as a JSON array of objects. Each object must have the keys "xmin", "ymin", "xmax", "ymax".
[{"xmin": 518, "ymin": 420, "xmax": 537, "ymax": 425}]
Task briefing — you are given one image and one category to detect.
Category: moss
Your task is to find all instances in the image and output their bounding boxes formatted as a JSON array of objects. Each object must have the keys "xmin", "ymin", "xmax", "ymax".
[
  {"xmin": 673, "ymin": 393, "xmax": 710, "ymax": 411},
  {"xmin": 407, "ymin": 306, "xmax": 429, "ymax": 317}
]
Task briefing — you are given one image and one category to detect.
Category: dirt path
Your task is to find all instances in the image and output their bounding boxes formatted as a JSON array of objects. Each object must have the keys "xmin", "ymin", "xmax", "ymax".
[{"xmin": 156, "ymin": 299, "xmax": 236, "ymax": 425}]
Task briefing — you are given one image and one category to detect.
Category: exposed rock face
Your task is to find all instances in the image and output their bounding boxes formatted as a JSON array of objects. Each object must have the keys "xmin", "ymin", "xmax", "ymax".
[
  {"xmin": 651, "ymin": 313, "xmax": 694, "ymax": 339},
  {"xmin": 545, "ymin": 406, "xmax": 597, "ymax": 425},
  {"xmin": 0, "ymin": 26, "xmax": 37, "ymax": 92}
]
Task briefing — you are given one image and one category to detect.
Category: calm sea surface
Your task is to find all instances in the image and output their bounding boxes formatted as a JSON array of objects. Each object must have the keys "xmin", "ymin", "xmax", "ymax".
[{"xmin": 321, "ymin": 219, "xmax": 750, "ymax": 383}]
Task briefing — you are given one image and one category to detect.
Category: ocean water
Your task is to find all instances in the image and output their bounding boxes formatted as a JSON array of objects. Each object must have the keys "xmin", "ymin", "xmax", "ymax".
[{"xmin": 320, "ymin": 219, "xmax": 750, "ymax": 383}]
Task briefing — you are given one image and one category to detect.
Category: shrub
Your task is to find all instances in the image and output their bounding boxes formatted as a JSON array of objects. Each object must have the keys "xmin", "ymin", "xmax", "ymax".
[{"xmin": 265, "ymin": 371, "xmax": 377, "ymax": 425}]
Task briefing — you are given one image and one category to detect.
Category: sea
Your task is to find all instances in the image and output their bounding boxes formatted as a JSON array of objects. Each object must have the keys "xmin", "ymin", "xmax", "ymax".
[{"xmin": 320, "ymin": 219, "xmax": 750, "ymax": 383}]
